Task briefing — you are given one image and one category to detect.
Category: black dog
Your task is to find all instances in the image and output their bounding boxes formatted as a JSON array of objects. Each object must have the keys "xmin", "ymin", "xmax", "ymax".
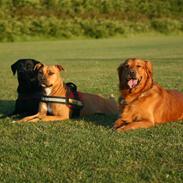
[{"xmin": 11, "ymin": 59, "xmax": 42, "ymax": 115}]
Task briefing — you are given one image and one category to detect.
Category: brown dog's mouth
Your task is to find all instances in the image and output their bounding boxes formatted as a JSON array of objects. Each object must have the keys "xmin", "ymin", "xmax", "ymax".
[
  {"xmin": 41, "ymin": 83, "xmax": 53, "ymax": 88},
  {"xmin": 127, "ymin": 77, "xmax": 142, "ymax": 89}
]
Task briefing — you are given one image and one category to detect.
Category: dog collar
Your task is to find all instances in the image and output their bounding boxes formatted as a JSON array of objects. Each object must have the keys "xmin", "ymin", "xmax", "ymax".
[
  {"xmin": 119, "ymin": 96, "xmax": 127, "ymax": 105},
  {"xmin": 41, "ymin": 82, "xmax": 84, "ymax": 118}
]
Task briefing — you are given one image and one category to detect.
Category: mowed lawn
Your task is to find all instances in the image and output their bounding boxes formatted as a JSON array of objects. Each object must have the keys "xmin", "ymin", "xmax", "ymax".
[{"xmin": 0, "ymin": 36, "xmax": 183, "ymax": 182}]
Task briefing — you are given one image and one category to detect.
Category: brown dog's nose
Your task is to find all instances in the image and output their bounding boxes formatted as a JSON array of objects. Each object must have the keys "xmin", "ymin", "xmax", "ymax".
[
  {"xmin": 40, "ymin": 76, "xmax": 47, "ymax": 82},
  {"xmin": 42, "ymin": 78, "xmax": 47, "ymax": 82}
]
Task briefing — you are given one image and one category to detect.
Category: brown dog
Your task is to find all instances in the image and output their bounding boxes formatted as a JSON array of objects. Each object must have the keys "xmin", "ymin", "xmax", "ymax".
[
  {"xmin": 18, "ymin": 64, "xmax": 118, "ymax": 122},
  {"xmin": 113, "ymin": 58, "xmax": 183, "ymax": 132}
]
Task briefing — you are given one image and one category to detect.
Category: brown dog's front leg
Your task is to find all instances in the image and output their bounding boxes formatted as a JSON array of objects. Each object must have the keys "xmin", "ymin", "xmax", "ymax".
[
  {"xmin": 17, "ymin": 113, "xmax": 40, "ymax": 122},
  {"xmin": 17, "ymin": 114, "xmax": 69, "ymax": 123},
  {"xmin": 39, "ymin": 115, "xmax": 69, "ymax": 122},
  {"xmin": 116, "ymin": 120, "xmax": 154, "ymax": 132}
]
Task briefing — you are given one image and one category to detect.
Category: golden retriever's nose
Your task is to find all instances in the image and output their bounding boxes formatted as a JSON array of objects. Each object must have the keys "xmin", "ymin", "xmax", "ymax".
[{"xmin": 128, "ymin": 70, "xmax": 136, "ymax": 78}]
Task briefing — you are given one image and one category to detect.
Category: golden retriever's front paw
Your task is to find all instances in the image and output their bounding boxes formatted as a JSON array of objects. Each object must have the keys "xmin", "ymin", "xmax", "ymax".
[
  {"xmin": 113, "ymin": 119, "xmax": 126, "ymax": 130},
  {"xmin": 116, "ymin": 125, "xmax": 126, "ymax": 132}
]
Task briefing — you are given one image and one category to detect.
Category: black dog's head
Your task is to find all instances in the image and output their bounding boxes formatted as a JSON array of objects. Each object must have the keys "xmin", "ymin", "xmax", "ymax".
[{"xmin": 11, "ymin": 59, "xmax": 42, "ymax": 94}]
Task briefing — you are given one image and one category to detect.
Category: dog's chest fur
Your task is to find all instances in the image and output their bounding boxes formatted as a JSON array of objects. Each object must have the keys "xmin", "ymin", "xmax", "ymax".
[
  {"xmin": 44, "ymin": 87, "xmax": 52, "ymax": 96},
  {"xmin": 40, "ymin": 86, "xmax": 70, "ymax": 116},
  {"xmin": 39, "ymin": 87, "xmax": 52, "ymax": 114}
]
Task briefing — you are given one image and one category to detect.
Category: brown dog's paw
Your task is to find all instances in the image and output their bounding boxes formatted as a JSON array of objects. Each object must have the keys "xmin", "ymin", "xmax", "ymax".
[
  {"xmin": 15, "ymin": 119, "xmax": 27, "ymax": 123},
  {"xmin": 15, "ymin": 118, "xmax": 39, "ymax": 123}
]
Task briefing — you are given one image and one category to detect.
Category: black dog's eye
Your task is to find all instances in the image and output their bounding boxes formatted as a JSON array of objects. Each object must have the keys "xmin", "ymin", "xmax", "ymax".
[{"xmin": 26, "ymin": 63, "xmax": 33, "ymax": 70}]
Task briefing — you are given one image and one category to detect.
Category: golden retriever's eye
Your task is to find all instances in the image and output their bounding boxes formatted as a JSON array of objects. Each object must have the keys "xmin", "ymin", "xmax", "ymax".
[
  {"xmin": 136, "ymin": 65, "xmax": 141, "ymax": 68},
  {"xmin": 125, "ymin": 64, "xmax": 129, "ymax": 68}
]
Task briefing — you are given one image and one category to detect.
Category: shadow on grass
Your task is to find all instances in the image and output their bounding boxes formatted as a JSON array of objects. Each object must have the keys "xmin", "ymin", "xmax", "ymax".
[
  {"xmin": 0, "ymin": 100, "xmax": 117, "ymax": 127},
  {"xmin": 81, "ymin": 114, "xmax": 118, "ymax": 128},
  {"xmin": 0, "ymin": 100, "xmax": 15, "ymax": 118}
]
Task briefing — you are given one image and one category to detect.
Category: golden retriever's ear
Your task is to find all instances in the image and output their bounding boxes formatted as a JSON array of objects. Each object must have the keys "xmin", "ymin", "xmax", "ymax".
[
  {"xmin": 117, "ymin": 63, "xmax": 123, "ymax": 84},
  {"xmin": 55, "ymin": 65, "xmax": 64, "ymax": 72},
  {"xmin": 34, "ymin": 63, "xmax": 44, "ymax": 71},
  {"xmin": 118, "ymin": 60, "xmax": 128, "ymax": 80},
  {"xmin": 118, "ymin": 62, "xmax": 127, "ymax": 90},
  {"xmin": 145, "ymin": 60, "xmax": 152, "ymax": 76}
]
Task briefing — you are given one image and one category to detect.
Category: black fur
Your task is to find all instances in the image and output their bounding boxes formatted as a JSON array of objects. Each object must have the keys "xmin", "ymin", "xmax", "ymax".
[{"xmin": 11, "ymin": 59, "xmax": 42, "ymax": 115}]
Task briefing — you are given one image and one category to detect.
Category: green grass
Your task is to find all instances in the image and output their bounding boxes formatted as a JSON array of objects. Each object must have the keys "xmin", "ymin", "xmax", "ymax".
[{"xmin": 0, "ymin": 35, "xmax": 183, "ymax": 182}]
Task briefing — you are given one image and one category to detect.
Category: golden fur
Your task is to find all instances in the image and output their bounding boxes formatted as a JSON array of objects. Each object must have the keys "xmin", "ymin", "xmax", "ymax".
[{"xmin": 113, "ymin": 58, "xmax": 183, "ymax": 131}]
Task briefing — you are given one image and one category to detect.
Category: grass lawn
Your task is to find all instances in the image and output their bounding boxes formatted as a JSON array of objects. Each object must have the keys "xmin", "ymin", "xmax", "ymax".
[{"xmin": 0, "ymin": 35, "xmax": 183, "ymax": 182}]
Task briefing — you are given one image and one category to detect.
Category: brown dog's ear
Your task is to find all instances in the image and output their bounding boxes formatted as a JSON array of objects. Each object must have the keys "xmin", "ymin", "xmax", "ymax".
[
  {"xmin": 55, "ymin": 65, "xmax": 64, "ymax": 71},
  {"xmin": 34, "ymin": 63, "xmax": 44, "ymax": 71},
  {"xmin": 145, "ymin": 60, "xmax": 152, "ymax": 76}
]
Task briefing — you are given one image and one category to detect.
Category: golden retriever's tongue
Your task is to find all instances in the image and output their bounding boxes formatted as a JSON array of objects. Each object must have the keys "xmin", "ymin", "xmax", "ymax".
[{"xmin": 128, "ymin": 79, "xmax": 138, "ymax": 88}]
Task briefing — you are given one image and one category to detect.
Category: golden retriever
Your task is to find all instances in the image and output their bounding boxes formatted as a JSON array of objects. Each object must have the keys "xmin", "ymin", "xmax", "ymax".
[{"xmin": 113, "ymin": 58, "xmax": 183, "ymax": 131}]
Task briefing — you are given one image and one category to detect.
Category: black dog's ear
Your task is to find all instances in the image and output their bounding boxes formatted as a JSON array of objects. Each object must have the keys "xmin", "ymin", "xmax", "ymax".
[
  {"xmin": 11, "ymin": 61, "xmax": 20, "ymax": 75},
  {"xmin": 31, "ymin": 59, "xmax": 41, "ymax": 66}
]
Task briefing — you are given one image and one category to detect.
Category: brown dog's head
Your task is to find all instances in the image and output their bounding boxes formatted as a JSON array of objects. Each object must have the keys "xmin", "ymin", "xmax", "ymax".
[
  {"xmin": 118, "ymin": 58, "xmax": 153, "ymax": 92},
  {"xmin": 34, "ymin": 63, "xmax": 64, "ymax": 88}
]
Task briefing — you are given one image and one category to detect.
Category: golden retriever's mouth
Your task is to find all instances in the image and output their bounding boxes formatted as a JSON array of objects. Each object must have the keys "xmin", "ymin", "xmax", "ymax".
[{"xmin": 127, "ymin": 77, "xmax": 142, "ymax": 89}]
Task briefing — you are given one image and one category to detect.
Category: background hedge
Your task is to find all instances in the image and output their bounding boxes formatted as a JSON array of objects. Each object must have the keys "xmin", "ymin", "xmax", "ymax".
[{"xmin": 0, "ymin": 0, "xmax": 182, "ymax": 41}]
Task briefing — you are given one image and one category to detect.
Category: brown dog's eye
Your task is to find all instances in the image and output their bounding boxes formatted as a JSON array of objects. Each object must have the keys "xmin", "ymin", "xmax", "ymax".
[
  {"xmin": 48, "ymin": 72, "xmax": 54, "ymax": 76},
  {"xmin": 136, "ymin": 65, "xmax": 141, "ymax": 68}
]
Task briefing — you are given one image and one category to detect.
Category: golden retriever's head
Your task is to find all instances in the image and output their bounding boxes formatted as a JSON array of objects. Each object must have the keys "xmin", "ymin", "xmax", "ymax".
[{"xmin": 118, "ymin": 58, "xmax": 153, "ymax": 92}]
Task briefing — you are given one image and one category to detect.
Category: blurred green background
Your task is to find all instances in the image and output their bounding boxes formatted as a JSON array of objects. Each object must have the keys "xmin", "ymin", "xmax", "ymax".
[
  {"xmin": 0, "ymin": 0, "xmax": 183, "ymax": 41},
  {"xmin": 0, "ymin": 1, "xmax": 183, "ymax": 182}
]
